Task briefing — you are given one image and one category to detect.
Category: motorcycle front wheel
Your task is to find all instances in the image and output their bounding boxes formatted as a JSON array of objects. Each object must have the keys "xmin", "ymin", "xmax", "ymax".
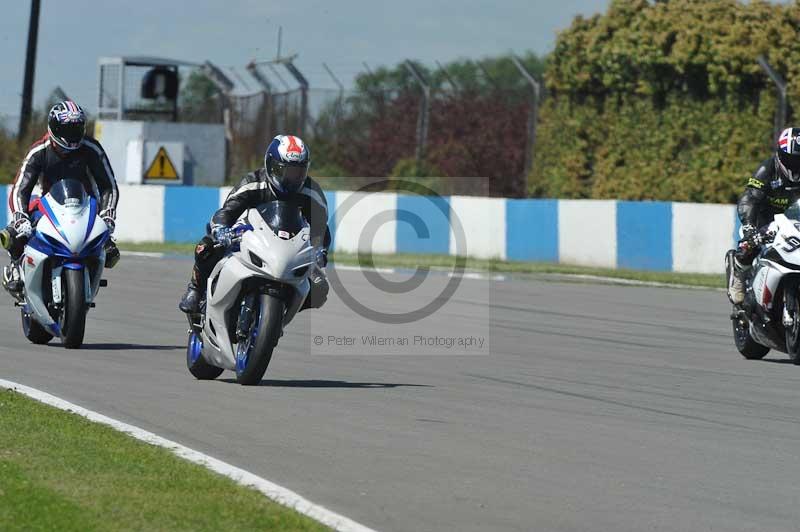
[
  {"xmin": 785, "ymin": 283, "xmax": 800, "ymax": 364},
  {"xmin": 235, "ymin": 294, "xmax": 283, "ymax": 385},
  {"xmin": 61, "ymin": 268, "xmax": 87, "ymax": 349}
]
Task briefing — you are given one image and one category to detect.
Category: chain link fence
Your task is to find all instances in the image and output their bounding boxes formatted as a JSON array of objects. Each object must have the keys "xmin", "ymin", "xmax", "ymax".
[{"xmin": 211, "ymin": 86, "xmax": 534, "ymax": 196}]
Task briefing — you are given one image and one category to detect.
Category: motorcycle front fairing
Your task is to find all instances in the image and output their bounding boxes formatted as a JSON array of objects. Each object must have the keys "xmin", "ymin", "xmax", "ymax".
[
  {"xmin": 747, "ymin": 214, "xmax": 800, "ymax": 350},
  {"xmin": 22, "ymin": 186, "xmax": 109, "ymax": 333}
]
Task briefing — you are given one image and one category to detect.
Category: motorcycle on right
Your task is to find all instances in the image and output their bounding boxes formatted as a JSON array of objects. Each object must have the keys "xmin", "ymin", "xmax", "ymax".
[
  {"xmin": 727, "ymin": 199, "xmax": 800, "ymax": 363},
  {"xmin": 184, "ymin": 200, "xmax": 321, "ymax": 385}
]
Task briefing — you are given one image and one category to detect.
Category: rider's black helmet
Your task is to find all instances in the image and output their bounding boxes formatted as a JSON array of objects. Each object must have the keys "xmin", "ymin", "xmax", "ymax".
[
  {"xmin": 777, "ymin": 127, "xmax": 800, "ymax": 182},
  {"xmin": 47, "ymin": 100, "xmax": 86, "ymax": 151}
]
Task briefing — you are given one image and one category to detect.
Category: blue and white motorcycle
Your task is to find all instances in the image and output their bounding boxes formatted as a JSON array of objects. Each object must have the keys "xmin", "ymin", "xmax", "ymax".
[{"xmin": 3, "ymin": 179, "xmax": 110, "ymax": 348}]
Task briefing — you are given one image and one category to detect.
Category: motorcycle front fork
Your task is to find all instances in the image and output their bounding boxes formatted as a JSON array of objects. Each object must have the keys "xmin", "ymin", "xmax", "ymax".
[{"xmin": 236, "ymin": 292, "xmax": 258, "ymax": 340}]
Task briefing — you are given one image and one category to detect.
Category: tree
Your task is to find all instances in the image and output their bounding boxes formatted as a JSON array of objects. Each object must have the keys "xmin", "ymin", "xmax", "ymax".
[{"xmin": 530, "ymin": 0, "xmax": 799, "ymax": 203}]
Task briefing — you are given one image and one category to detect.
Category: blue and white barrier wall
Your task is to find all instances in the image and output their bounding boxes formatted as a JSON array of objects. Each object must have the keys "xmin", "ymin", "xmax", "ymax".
[{"xmin": 3, "ymin": 185, "xmax": 739, "ymax": 274}]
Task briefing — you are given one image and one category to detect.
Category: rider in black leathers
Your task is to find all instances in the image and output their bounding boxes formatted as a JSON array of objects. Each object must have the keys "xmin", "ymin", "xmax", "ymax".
[
  {"xmin": 2, "ymin": 101, "xmax": 120, "ymax": 296},
  {"xmin": 179, "ymin": 135, "xmax": 330, "ymax": 314},
  {"xmin": 728, "ymin": 127, "xmax": 800, "ymax": 304}
]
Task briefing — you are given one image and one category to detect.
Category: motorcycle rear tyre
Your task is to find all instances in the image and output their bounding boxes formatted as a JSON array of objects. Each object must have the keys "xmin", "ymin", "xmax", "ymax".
[
  {"xmin": 732, "ymin": 313, "xmax": 769, "ymax": 360},
  {"xmin": 186, "ymin": 331, "xmax": 224, "ymax": 380},
  {"xmin": 21, "ymin": 309, "xmax": 53, "ymax": 344}
]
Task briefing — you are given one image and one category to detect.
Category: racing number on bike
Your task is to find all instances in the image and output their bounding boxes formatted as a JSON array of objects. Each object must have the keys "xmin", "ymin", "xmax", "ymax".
[{"xmin": 783, "ymin": 235, "xmax": 800, "ymax": 253}]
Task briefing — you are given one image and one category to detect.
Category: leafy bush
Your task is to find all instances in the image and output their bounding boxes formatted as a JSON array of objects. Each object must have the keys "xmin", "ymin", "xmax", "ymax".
[
  {"xmin": 531, "ymin": 0, "xmax": 800, "ymax": 203},
  {"xmin": 0, "ymin": 129, "xmax": 24, "ymax": 184}
]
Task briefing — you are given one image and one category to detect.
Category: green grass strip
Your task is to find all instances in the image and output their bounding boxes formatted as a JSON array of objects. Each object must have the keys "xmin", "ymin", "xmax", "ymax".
[
  {"xmin": 118, "ymin": 241, "xmax": 724, "ymax": 289},
  {"xmin": 0, "ymin": 389, "xmax": 329, "ymax": 532}
]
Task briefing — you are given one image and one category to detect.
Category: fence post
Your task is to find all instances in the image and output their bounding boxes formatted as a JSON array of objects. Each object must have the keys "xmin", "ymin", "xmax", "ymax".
[
  {"xmin": 246, "ymin": 62, "xmax": 273, "ymax": 94},
  {"xmin": 476, "ymin": 60, "xmax": 500, "ymax": 90},
  {"xmin": 404, "ymin": 60, "xmax": 431, "ymax": 175},
  {"xmin": 200, "ymin": 61, "xmax": 235, "ymax": 177},
  {"xmin": 323, "ymin": 62, "xmax": 345, "ymax": 138},
  {"xmin": 200, "ymin": 61, "xmax": 235, "ymax": 135},
  {"xmin": 757, "ymin": 55, "xmax": 788, "ymax": 141},
  {"xmin": 512, "ymin": 55, "xmax": 541, "ymax": 196},
  {"xmin": 435, "ymin": 60, "xmax": 460, "ymax": 93},
  {"xmin": 284, "ymin": 60, "xmax": 309, "ymax": 137},
  {"xmin": 246, "ymin": 61, "xmax": 276, "ymax": 138}
]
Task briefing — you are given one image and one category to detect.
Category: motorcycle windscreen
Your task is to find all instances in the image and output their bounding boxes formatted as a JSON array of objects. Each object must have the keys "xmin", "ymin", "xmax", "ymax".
[
  {"xmin": 49, "ymin": 178, "xmax": 88, "ymax": 208},
  {"xmin": 256, "ymin": 201, "xmax": 306, "ymax": 239},
  {"xmin": 786, "ymin": 200, "xmax": 800, "ymax": 222}
]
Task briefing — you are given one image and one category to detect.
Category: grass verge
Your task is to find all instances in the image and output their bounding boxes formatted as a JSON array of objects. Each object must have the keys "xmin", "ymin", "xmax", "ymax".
[
  {"xmin": 118, "ymin": 241, "xmax": 724, "ymax": 289},
  {"xmin": 0, "ymin": 389, "xmax": 329, "ymax": 532}
]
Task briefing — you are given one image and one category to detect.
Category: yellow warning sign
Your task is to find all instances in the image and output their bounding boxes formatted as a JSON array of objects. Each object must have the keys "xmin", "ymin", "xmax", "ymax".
[{"xmin": 144, "ymin": 147, "xmax": 180, "ymax": 180}]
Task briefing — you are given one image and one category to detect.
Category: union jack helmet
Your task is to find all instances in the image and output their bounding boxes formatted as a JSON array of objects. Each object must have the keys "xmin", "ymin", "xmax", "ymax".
[
  {"xmin": 48, "ymin": 100, "xmax": 86, "ymax": 151},
  {"xmin": 777, "ymin": 127, "xmax": 800, "ymax": 182},
  {"xmin": 264, "ymin": 134, "xmax": 310, "ymax": 195}
]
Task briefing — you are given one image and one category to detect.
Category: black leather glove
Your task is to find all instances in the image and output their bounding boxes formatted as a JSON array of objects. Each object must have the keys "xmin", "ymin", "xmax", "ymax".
[{"xmin": 317, "ymin": 248, "xmax": 328, "ymax": 268}]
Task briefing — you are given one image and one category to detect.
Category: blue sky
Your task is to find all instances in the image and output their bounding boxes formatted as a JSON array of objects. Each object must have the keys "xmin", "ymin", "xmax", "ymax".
[{"xmin": 1, "ymin": 0, "xmax": 609, "ymax": 125}]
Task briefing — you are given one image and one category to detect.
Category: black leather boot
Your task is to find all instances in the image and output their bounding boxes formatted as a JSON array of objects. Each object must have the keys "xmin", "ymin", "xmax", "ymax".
[
  {"xmin": 105, "ymin": 240, "xmax": 121, "ymax": 269},
  {"xmin": 179, "ymin": 283, "xmax": 203, "ymax": 314}
]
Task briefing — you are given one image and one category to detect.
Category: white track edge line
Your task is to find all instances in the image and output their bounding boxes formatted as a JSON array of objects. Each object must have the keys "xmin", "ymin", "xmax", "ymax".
[
  {"xmin": 124, "ymin": 251, "xmax": 165, "ymax": 258},
  {"xmin": 543, "ymin": 273, "xmax": 722, "ymax": 291},
  {"xmin": 0, "ymin": 379, "xmax": 377, "ymax": 532}
]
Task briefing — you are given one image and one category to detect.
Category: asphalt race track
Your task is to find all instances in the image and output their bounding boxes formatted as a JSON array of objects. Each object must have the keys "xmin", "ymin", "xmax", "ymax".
[{"xmin": 3, "ymin": 255, "xmax": 800, "ymax": 531}]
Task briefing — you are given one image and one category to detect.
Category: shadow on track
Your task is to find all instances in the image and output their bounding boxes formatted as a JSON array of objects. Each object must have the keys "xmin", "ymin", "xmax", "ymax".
[
  {"xmin": 74, "ymin": 343, "xmax": 184, "ymax": 351},
  {"xmin": 761, "ymin": 358, "xmax": 795, "ymax": 365},
  {"xmin": 219, "ymin": 378, "xmax": 431, "ymax": 388}
]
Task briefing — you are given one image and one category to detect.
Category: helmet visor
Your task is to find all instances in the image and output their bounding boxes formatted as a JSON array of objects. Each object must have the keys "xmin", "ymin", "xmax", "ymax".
[
  {"xmin": 51, "ymin": 121, "xmax": 85, "ymax": 148},
  {"xmin": 779, "ymin": 150, "xmax": 800, "ymax": 174},
  {"xmin": 270, "ymin": 162, "xmax": 308, "ymax": 193}
]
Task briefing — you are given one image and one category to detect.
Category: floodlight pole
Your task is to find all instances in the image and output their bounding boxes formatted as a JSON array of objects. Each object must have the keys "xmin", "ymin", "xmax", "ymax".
[
  {"xmin": 404, "ymin": 60, "xmax": 431, "ymax": 175},
  {"xmin": 512, "ymin": 55, "xmax": 541, "ymax": 194},
  {"xmin": 19, "ymin": 0, "xmax": 41, "ymax": 138},
  {"xmin": 757, "ymin": 55, "xmax": 788, "ymax": 140}
]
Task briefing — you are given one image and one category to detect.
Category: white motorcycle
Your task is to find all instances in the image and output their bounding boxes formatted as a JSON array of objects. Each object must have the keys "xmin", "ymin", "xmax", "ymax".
[
  {"xmin": 728, "ymin": 199, "xmax": 800, "ymax": 363},
  {"xmin": 185, "ymin": 201, "xmax": 320, "ymax": 385},
  {"xmin": 2, "ymin": 179, "xmax": 110, "ymax": 348}
]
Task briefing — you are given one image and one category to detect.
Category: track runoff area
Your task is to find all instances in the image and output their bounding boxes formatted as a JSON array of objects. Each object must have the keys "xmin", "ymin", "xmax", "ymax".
[{"xmin": 3, "ymin": 251, "xmax": 799, "ymax": 531}]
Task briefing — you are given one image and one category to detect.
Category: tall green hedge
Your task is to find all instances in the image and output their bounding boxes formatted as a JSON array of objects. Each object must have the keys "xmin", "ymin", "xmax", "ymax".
[{"xmin": 530, "ymin": 0, "xmax": 800, "ymax": 203}]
